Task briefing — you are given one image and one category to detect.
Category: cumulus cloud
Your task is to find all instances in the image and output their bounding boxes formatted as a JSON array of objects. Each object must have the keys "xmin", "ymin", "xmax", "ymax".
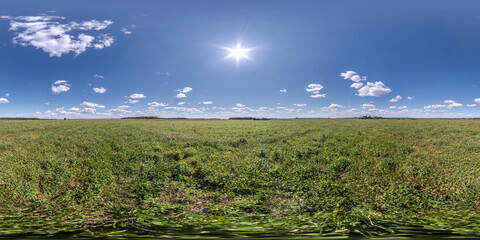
[
  {"xmin": 327, "ymin": 104, "xmax": 343, "ymax": 110},
  {"xmin": 467, "ymin": 104, "xmax": 477, "ymax": 107},
  {"xmin": 350, "ymin": 82, "xmax": 363, "ymax": 89},
  {"xmin": 444, "ymin": 100, "xmax": 462, "ymax": 109},
  {"xmin": 107, "ymin": 105, "xmax": 131, "ymax": 115},
  {"xmin": 280, "ymin": 89, "xmax": 287, "ymax": 93},
  {"xmin": 0, "ymin": 98, "xmax": 9, "ymax": 104},
  {"xmin": 340, "ymin": 71, "xmax": 366, "ymax": 82},
  {"xmin": 148, "ymin": 101, "xmax": 168, "ymax": 107},
  {"xmin": 341, "ymin": 71, "xmax": 391, "ymax": 97},
  {"xmin": 176, "ymin": 93, "xmax": 186, "ymax": 98},
  {"xmin": 389, "ymin": 95, "xmax": 402, "ymax": 102},
  {"xmin": 293, "ymin": 104, "xmax": 306, "ymax": 107},
  {"xmin": 178, "ymin": 102, "xmax": 185, "ymax": 105},
  {"xmin": 474, "ymin": 98, "xmax": 480, "ymax": 104},
  {"xmin": 2, "ymin": 15, "xmax": 114, "ymax": 57},
  {"xmin": 80, "ymin": 101, "xmax": 105, "ymax": 109},
  {"xmin": 93, "ymin": 87, "xmax": 107, "ymax": 94},
  {"xmin": 236, "ymin": 103, "xmax": 245, "ymax": 108},
  {"xmin": 129, "ymin": 93, "xmax": 146, "ymax": 99},
  {"xmin": 407, "ymin": 96, "xmax": 414, "ymax": 100},
  {"xmin": 51, "ymin": 80, "xmax": 71, "ymax": 94},
  {"xmin": 179, "ymin": 87, "xmax": 192, "ymax": 93},
  {"xmin": 357, "ymin": 81, "xmax": 391, "ymax": 97},
  {"xmin": 202, "ymin": 101, "xmax": 213, "ymax": 105},
  {"xmin": 5, "ymin": 93, "xmax": 9, "ymax": 97},
  {"xmin": 125, "ymin": 99, "xmax": 139, "ymax": 104},
  {"xmin": 362, "ymin": 103, "xmax": 375, "ymax": 109},
  {"xmin": 44, "ymin": 102, "xmax": 50, "ymax": 105},
  {"xmin": 424, "ymin": 104, "xmax": 446, "ymax": 110},
  {"xmin": 93, "ymin": 74, "xmax": 104, "ymax": 79}
]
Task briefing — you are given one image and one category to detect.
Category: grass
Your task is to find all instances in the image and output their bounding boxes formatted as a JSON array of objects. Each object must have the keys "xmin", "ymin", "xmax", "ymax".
[{"xmin": 0, "ymin": 119, "xmax": 479, "ymax": 238}]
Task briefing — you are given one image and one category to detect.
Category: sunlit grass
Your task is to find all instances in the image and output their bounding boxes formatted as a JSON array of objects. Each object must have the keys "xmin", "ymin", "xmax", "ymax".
[{"xmin": 0, "ymin": 119, "xmax": 479, "ymax": 238}]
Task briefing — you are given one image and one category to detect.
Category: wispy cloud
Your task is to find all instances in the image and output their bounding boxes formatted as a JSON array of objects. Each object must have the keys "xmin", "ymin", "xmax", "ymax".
[
  {"xmin": 148, "ymin": 101, "xmax": 168, "ymax": 107},
  {"xmin": 80, "ymin": 101, "xmax": 105, "ymax": 109},
  {"xmin": 124, "ymin": 99, "xmax": 139, "ymax": 104},
  {"xmin": 280, "ymin": 89, "xmax": 287, "ymax": 93}
]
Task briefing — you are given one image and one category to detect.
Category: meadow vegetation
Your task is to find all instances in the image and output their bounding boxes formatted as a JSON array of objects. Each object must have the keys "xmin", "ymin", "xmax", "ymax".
[{"xmin": 0, "ymin": 119, "xmax": 479, "ymax": 238}]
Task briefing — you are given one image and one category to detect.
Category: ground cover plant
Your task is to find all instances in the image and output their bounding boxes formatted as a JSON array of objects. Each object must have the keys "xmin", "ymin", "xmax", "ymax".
[{"xmin": 0, "ymin": 119, "xmax": 479, "ymax": 238}]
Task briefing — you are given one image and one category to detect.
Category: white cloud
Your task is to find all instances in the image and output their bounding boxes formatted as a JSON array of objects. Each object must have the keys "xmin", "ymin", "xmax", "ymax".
[
  {"xmin": 424, "ymin": 104, "xmax": 446, "ymax": 109},
  {"xmin": 293, "ymin": 103, "xmax": 306, "ymax": 107},
  {"xmin": 80, "ymin": 101, "xmax": 105, "ymax": 109},
  {"xmin": 0, "ymin": 98, "xmax": 9, "ymax": 104},
  {"xmin": 70, "ymin": 107, "xmax": 96, "ymax": 114},
  {"xmin": 130, "ymin": 93, "xmax": 146, "ymax": 99},
  {"xmin": 236, "ymin": 103, "xmax": 245, "ymax": 108},
  {"xmin": 389, "ymin": 106, "xmax": 397, "ymax": 109},
  {"xmin": 398, "ymin": 106, "xmax": 407, "ymax": 109},
  {"xmin": 176, "ymin": 93, "xmax": 186, "ymax": 98},
  {"xmin": 93, "ymin": 87, "xmax": 107, "ymax": 94},
  {"xmin": 5, "ymin": 93, "xmax": 9, "ymax": 97},
  {"xmin": 202, "ymin": 101, "xmax": 213, "ymax": 105},
  {"xmin": 125, "ymin": 99, "xmax": 139, "ymax": 104},
  {"xmin": 51, "ymin": 80, "xmax": 71, "ymax": 94},
  {"xmin": 357, "ymin": 81, "xmax": 391, "ymax": 97},
  {"xmin": 178, "ymin": 102, "xmax": 185, "ymax": 105},
  {"xmin": 121, "ymin": 28, "xmax": 132, "ymax": 34},
  {"xmin": 93, "ymin": 74, "xmax": 104, "ymax": 79},
  {"xmin": 362, "ymin": 103, "xmax": 375, "ymax": 109},
  {"xmin": 164, "ymin": 106, "xmax": 204, "ymax": 113},
  {"xmin": 44, "ymin": 102, "xmax": 50, "ymax": 105},
  {"xmin": 327, "ymin": 104, "xmax": 343, "ymax": 110},
  {"xmin": 389, "ymin": 95, "xmax": 402, "ymax": 102},
  {"xmin": 467, "ymin": 104, "xmax": 477, "ymax": 107},
  {"xmin": 407, "ymin": 96, "xmax": 414, "ymax": 100},
  {"xmin": 474, "ymin": 98, "xmax": 480, "ymax": 104},
  {"xmin": 2, "ymin": 15, "xmax": 115, "ymax": 57},
  {"xmin": 340, "ymin": 71, "xmax": 366, "ymax": 82},
  {"xmin": 179, "ymin": 87, "xmax": 192, "ymax": 93},
  {"xmin": 148, "ymin": 101, "xmax": 168, "ymax": 107},
  {"xmin": 306, "ymin": 84, "xmax": 323, "ymax": 92},
  {"xmin": 341, "ymin": 71, "xmax": 391, "ymax": 97},
  {"xmin": 107, "ymin": 105, "xmax": 131, "ymax": 115},
  {"xmin": 280, "ymin": 89, "xmax": 287, "ymax": 93},
  {"xmin": 310, "ymin": 93, "xmax": 326, "ymax": 98},
  {"xmin": 340, "ymin": 71, "xmax": 357, "ymax": 80},
  {"xmin": 444, "ymin": 100, "xmax": 462, "ymax": 109},
  {"xmin": 350, "ymin": 82, "xmax": 363, "ymax": 89}
]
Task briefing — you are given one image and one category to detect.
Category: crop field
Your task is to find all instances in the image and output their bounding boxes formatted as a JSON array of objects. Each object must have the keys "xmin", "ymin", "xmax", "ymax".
[{"xmin": 0, "ymin": 119, "xmax": 479, "ymax": 238}]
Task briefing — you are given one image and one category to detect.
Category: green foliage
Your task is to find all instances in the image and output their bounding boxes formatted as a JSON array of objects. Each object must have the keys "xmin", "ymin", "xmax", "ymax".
[{"xmin": 0, "ymin": 119, "xmax": 479, "ymax": 238}]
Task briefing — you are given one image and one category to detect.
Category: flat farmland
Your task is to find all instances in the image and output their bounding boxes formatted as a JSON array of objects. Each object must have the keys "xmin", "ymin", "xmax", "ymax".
[{"xmin": 0, "ymin": 119, "xmax": 479, "ymax": 237}]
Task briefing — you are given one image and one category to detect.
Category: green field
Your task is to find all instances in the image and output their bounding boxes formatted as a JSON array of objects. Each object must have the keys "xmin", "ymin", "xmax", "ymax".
[{"xmin": 0, "ymin": 119, "xmax": 479, "ymax": 238}]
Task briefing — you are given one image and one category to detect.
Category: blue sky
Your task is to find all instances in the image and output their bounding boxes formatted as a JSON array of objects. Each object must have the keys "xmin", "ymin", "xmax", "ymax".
[{"xmin": 1, "ymin": 0, "xmax": 480, "ymax": 118}]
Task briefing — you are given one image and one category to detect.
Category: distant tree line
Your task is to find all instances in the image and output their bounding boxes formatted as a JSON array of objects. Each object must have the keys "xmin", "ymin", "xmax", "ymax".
[
  {"xmin": 229, "ymin": 117, "xmax": 272, "ymax": 120},
  {"xmin": 0, "ymin": 117, "xmax": 40, "ymax": 120}
]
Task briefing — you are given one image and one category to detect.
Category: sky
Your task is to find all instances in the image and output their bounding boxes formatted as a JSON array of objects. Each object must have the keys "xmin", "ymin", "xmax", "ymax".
[{"xmin": 1, "ymin": 0, "xmax": 480, "ymax": 119}]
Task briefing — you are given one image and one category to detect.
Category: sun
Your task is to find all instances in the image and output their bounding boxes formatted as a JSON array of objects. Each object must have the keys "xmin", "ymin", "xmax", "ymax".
[{"xmin": 219, "ymin": 42, "xmax": 255, "ymax": 64}]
